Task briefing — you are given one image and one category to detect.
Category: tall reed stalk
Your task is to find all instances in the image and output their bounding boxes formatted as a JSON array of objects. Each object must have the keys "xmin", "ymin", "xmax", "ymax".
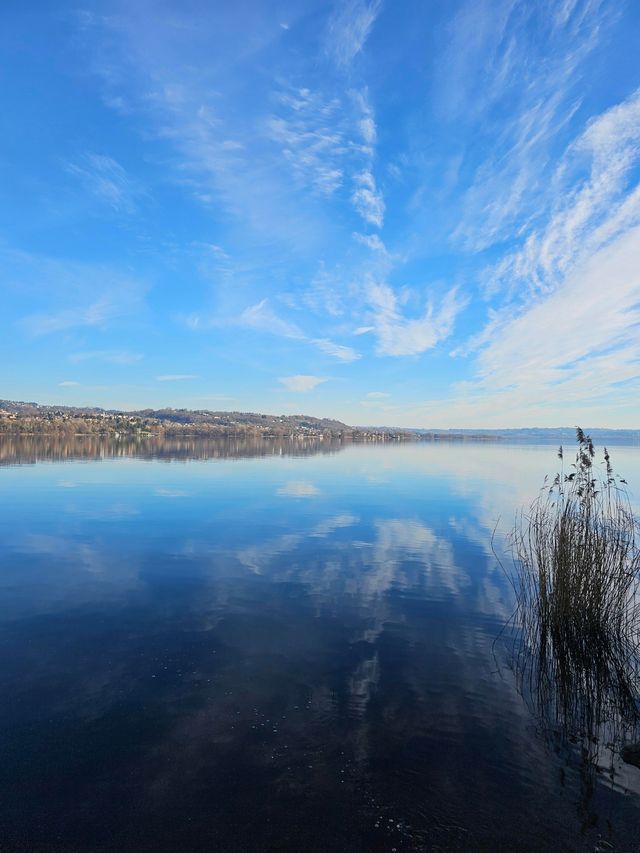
[{"xmin": 509, "ymin": 429, "xmax": 640, "ymax": 747}]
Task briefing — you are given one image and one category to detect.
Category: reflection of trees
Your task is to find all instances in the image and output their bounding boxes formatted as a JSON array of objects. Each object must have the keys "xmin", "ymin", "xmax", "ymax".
[{"xmin": 0, "ymin": 434, "xmax": 347, "ymax": 466}]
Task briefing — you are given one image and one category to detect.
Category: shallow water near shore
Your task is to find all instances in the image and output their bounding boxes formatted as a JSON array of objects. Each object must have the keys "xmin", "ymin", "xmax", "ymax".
[{"xmin": 1, "ymin": 437, "xmax": 640, "ymax": 851}]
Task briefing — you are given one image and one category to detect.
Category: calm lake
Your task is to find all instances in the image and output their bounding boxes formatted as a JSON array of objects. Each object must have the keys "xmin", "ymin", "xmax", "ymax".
[{"xmin": 1, "ymin": 436, "xmax": 640, "ymax": 852}]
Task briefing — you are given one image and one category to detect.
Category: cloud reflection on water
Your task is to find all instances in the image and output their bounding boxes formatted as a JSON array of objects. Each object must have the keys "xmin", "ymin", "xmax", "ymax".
[{"xmin": 1, "ymin": 438, "xmax": 640, "ymax": 850}]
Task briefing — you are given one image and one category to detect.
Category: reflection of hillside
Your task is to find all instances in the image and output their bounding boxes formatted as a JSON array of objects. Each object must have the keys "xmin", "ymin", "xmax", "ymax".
[{"xmin": 0, "ymin": 434, "xmax": 346, "ymax": 466}]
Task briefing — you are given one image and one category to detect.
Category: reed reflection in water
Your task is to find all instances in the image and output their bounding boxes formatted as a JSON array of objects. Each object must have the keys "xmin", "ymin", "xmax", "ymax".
[{"xmin": 504, "ymin": 432, "xmax": 640, "ymax": 827}]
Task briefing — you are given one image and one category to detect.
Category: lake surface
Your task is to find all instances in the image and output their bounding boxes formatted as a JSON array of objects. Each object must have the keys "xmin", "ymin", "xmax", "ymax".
[{"xmin": 1, "ymin": 436, "xmax": 640, "ymax": 852}]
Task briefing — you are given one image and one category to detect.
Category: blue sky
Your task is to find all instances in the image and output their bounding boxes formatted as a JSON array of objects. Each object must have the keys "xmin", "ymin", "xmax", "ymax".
[{"xmin": 2, "ymin": 0, "xmax": 640, "ymax": 427}]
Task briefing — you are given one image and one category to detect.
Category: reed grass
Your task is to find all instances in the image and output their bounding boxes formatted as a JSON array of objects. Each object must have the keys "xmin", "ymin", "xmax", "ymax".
[{"xmin": 508, "ymin": 429, "xmax": 640, "ymax": 744}]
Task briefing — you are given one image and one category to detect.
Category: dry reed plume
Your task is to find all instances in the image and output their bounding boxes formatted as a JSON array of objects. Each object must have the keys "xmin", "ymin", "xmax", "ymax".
[{"xmin": 507, "ymin": 429, "xmax": 640, "ymax": 759}]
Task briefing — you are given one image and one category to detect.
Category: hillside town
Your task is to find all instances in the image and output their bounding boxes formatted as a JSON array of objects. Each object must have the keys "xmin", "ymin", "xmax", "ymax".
[{"xmin": 0, "ymin": 400, "xmax": 414, "ymax": 440}]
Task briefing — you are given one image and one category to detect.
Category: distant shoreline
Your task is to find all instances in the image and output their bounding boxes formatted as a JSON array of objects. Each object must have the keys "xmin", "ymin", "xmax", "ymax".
[
  {"xmin": 0, "ymin": 425, "xmax": 501, "ymax": 442},
  {"xmin": 1, "ymin": 399, "xmax": 637, "ymax": 444},
  {"xmin": 0, "ymin": 398, "xmax": 499, "ymax": 442}
]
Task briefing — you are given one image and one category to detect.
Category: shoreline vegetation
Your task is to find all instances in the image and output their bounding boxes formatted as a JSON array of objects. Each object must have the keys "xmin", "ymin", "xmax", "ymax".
[
  {"xmin": 506, "ymin": 429, "xmax": 640, "ymax": 787},
  {"xmin": 0, "ymin": 399, "xmax": 496, "ymax": 442},
  {"xmin": 1, "ymin": 400, "xmax": 638, "ymax": 444}
]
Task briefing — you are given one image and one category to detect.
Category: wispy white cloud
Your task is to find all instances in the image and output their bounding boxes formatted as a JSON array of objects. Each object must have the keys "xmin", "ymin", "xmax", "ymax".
[
  {"xmin": 436, "ymin": 0, "xmax": 520, "ymax": 122},
  {"xmin": 88, "ymin": 57, "xmax": 318, "ymax": 245},
  {"xmin": 278, "ymin": 374, "xmax": 327, "ymax": 392},
  {"xmin": 553, "ymin": 0, "xmax": 581, "ymax": 30},
  {"xmin": 434, "ymin": 89, "xmax": 640, "ymax": 427},
  {"xmin": 59, "ymin": 380, "xmax": 80, "ymax": 387},
  {"xmin": 440, "ymin": 0, "xmax": 606, "ymax": 124},
  {"xmin": 312, "ymin": 338, "xmax": 361, "ymax": 362},
  {"xmin": 186, "ymin": 296, "xmax": 361, "ymax": 363},
  {"xmin": 465, "ymin": 226, "xmax": 640, "ymax": 415},
  {"xmin": 282, "ymin": 263, "xmax": 350, "ymax": 318},
  {"xmin": 267, "ymin": 88, "xmax": 347, "ymax": 196},
  {"xmin": 495, "ymin": 289, "xmax": 635, "ymax": 393},
  {"xmin": 325, "ymin": 0, "xmax": 383, "ymax": 67},
  {"xmin": 85, "ymin": 13, "xmax": 340, "ymax": 251},
  {"xmin": 366, "ymin": 390, "xmax": 389, "ymax": 398},
  {"xmin": 240, "ymin": 300, "xmax": 361, "ymax": 362},
  {"xmin": 292, "ymin": 264, "xmax": 348, "ymax": 317},
  {"xmin": 454, "ymin": 90, "xmax": 581, "ymax": 251},
  {"xmin": 441, "ymin": 0, "xmax": 610, "ymax": 252},
  {"xmin": 351, "ymin": 170, "xmax": 384, "ymax": 228},
  {"xmin": 66, "ymin": 153, "xmax": 139, "ymax": 212},
  {"xmin": 351, "ymin": 90, "xmax": 384, "ymax": 229},
  {"xmin": 156, "ymin": 374, "xmax": 197, "ymax": 382},
  {"xmin": 267, "ymin": 84, "xmax": 384, "ymax": 230},
  {"xmin": 365, "ymin": 281, "xmax": 467, "ymax": 356},
  {"xmin": 22, "ymin": 298, "xmax": 121, "ymax": 336},
  {"xmin": 485, "ymin": 87, "xmax": 640, "ymax": 296},
  {"xmin": 239, "ymin": 298, "xmax": 304, "ymax": 339},
  {"xmin": 82, "ymin": 4, "xmax": 387, "ymax": 332},
  {"xmin": 353, "ymin": 232, "xmax": 387, "ymax": 252},
  {"xmin": 351, "ymin": 87, "xmax": 377, "ymax": 153},
  {"xmin": 358, "ymin": 111, "xmax": 376, "ymax": 147},
  {"xmin": 6, "ymin": 250, "xmax": 148, "ymax": 338},
  {"xmin": 68, "ymin": 350, "xmax": 144, "ymax": 365}
]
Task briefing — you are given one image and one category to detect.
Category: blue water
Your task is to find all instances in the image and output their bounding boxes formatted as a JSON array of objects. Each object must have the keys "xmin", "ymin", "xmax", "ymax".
[{"xmin": 1, "ymin": 437, "xmax": 639, "ymax": 851}]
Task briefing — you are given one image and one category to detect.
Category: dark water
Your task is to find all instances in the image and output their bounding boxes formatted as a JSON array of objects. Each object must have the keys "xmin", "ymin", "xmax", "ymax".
[{"xmin": 1, "ymin": 436, "xmax": 639, "ymax": 852}]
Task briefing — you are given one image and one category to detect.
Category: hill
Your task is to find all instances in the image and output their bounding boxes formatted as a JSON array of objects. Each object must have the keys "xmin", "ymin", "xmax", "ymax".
[{"xmin": 0, "ymin": 400, "xmax": 410, "ymax": 440}]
